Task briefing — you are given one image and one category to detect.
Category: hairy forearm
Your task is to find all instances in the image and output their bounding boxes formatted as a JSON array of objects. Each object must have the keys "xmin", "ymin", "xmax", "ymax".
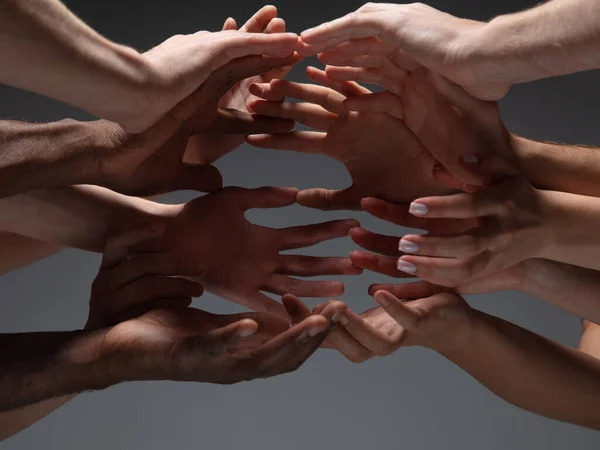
[
  {"xmin": 468, "ymin": 0, "xmax": 600, "ymax": 85},
  {"xmin": 0, "ymin": 0, "xmax": 154, "ymax": 126},
  {"xmin": 438, "ymin": 310, "xmax": 600, "ymax": 429},
  {"xmin": 0, "ymin": 330, "xmax": 115, "ymax": 412},
  {"xmin": 514, "ymin": 136, "xmax": 600, "ymax": 197},
  {"xmin": 0, "ymin": 185, "xmax": 169, "ymax": 252}
]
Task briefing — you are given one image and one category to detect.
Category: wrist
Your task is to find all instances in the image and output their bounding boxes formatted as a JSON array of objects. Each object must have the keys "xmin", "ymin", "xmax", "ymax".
[{"xmin": 425, "ymin": 305, "xmax": 476, "ymax": 357}]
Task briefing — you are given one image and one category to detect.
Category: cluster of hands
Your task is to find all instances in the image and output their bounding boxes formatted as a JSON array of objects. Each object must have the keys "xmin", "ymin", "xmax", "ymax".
[
  {"xmin": 71, "ymin": 4, "xmax": 596, "ymax": 385},
  {"xmin": 4, "ymin": 1, "xmax": 600, "ymax": 432}
]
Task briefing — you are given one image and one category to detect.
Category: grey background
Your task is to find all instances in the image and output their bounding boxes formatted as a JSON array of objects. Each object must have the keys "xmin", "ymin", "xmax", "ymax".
[{"xmin": 1, "ymin": 0, "xmax": 599, "ymax": 448}]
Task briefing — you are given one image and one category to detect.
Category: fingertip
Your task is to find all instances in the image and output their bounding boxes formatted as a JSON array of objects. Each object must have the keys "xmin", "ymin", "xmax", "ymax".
[{"xmin": 237, "ymin": 319, "xmax": 259, "ymax": 337}]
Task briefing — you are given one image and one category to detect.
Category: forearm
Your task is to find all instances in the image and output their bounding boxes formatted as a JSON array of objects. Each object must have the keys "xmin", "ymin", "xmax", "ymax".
[
  {"xmin": 0, "ymin": 330, "xmax": 117, "ymax": 412},
  {"xmin": 436, "ymin": 310, "xmax": 600, "ymax": 429},
  {"xmin": 0, "ymin": 185, "xmax": 169, "ymax": 252},
  {"xmin": 0, "ymin": 396, "xmax": 73, "ymax": 441},
  {"xmin": 0, "ymin": 0, "xmax": 154, "ymax": 126},
  {"xmin": 467, "ymin": 0, "xmax": 600, "ymax": 85},
  {"xmin": 0, "ymin": 232, "xmax": 61, "ymax": 275},
  {"xmin": 513, "ymin": 136, "xmax": 600, "ymax": 196},
  {"xmin": 520, "ymin": 259, "xmax": 600, "ymax": 323}
]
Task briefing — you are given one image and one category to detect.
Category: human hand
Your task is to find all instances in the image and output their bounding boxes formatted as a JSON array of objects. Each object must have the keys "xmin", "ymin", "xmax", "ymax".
[
  {"xmin": 246, "ymin": 66, "xmax": 451, "ymax": 210},
  {"xmin": 92, "ymin": 289, "xmax": 346, "ymax": 386},
  {"xmin": 142, "ymin": 186, "xmax": 361, "ymax": 317},
  {"xmin": 299, "ymin": 2, "xmax": 509, "ymax": 100},
  {"xmin": 93, "ymin": 51, "xmax": 299, "ymax": 196},
  {"xmin": 85, "ymin": 225, "xmax": 205, "ymax": 330},
  {"xmin": 122, "ymin": 14, "xmax": 300, "ymax": 133},
  {"xmin": 186, "ymin": 6, "xmax": 300, "ymax": 162}
]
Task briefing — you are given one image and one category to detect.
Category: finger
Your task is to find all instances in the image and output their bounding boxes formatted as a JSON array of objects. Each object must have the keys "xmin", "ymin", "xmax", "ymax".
[
  {"xmin": 349, "ymin": 227, "xmax": 400, "ymax": 257},
  {"xmin": 277, "ymin": 255, "xmax": 362, "ymax": 276},
  {"xmin": 213, "ymin": 32, "xmax": 300, "ymax": 64},
  {"xmin": 306, "ymin": 66, "xmax": 370, "ymax": 98},
  {"xmin": 265, "ymin": 17, "xmax": 286, "ymax": 34},
  {"xmin": 399, "ymin": 232, "xmax": 489, "ymax": 259},
  {"xmin": 325, "ymin": 66, "xmax": 402, "ymax": 94},
  {"xmin": 240, "ymin": 5, "xmax": 278, "ymax": 33},
  {"xmin": 337, "ymin": 308, "xmax": 398, "ymax": 356},
  {"xmin": 119, "ymin": 277, "xmax": 205, "ymax": 311},
  {"xmin": 262, "ymin": 274, "xmax": 345, "ymax": 298},
  {"xmin": 282, "ymin": 293, "xmax": 313, "ymax": 324},
  {"xmin": 102, "ymin": 225, "xmax": 165, "ymax": 269},
  {"xmin": 367, "ymin": 281, "xmax": 448, "ymax": 298},
  {"xmin": 199, "ymin": 318, "xmax": 260, "ymax": 354},
  {"xmin": 107, "ymin": 254, "xmax": 206, "ymax": 288},
  {"xmin": 222, "ymin": 17, "xmax": 237, "ymax": 31},
  {"xmin": 349, "ymin": 250, "xmax": 416, "ymax": 279},
  {"xmin": 396, "ymin": 252, "xmax": 493, "ymax": 287},
  {"xmin": 248, "ymin": 301, "xmax": 346, "ymax": 376},
  {"xmin": 223, "ymin": 186, "xmax": 298, "ymax": 210},
  {"xmin": 246, "ymin": 131, "xmax": 326, "ymax": 153},
  {"xmin": 318, "ymin": 52, "xmax": 408, "ymax": 81},
  {"xmin": 175, "ymin": 163, "xmax": 223, "ymax": 192},
  {"xmin": 432, "ymin": 165, "xmax": 481, "ymax": 193},
  {"xmin": 114, "ymin": 297, "xmax": 194, "ymax": 325},
  {"xmin": 249, "ymin": 100, "xmax": 336, "ymax": 131},
  {"xmin": 296, "ymin": 187, "xmax": 362, "ymax": 211},
  {"xmin": 243, "ymin": 292, "xmax": 288, "ymax": 318},
  {"xmin": 326, "ymin": 37, "xmax": 388, "ymax": 56},
  {"xmin": 373, "ymin": 290, "xmax": 421, "ymax": 331},
  {"xmin": 280, "ymin": 218, "xmax": 360, "ymax": 250},
  {"xmin": 409, "ymin": 191, "xmax": 505, "ymax": 219},
  {"xmin": 250, "ymin": 79, "xmax": 347, "ymax": 115},
  {"xmin": 210, "ymin": 108, "xmax": 295, "ymax": 134},
  {"xmin": 344, "ymin": 91, "xmax": 404, "ymax": 120},
  {"xmin": 300, "ymin": 12, "xmax": 384, "ymax": 49}
]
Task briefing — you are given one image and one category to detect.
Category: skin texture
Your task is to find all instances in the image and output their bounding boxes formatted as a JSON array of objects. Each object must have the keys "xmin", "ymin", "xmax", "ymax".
[
  {"xmin": 246, "ymin": 66, "xmax": 451, "ymax": 210},
  {"xmin": 0, "ymin": 2, "xmax": 301, "ymax": 132},
  {"xmin": 299, "ymin": 1, "xmax": 600, "ymax": 100}
]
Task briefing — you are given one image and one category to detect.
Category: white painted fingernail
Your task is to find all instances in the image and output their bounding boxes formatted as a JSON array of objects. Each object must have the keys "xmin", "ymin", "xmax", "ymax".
[
  {"xmin": 332, "ymin": 311, "xmax": 344, "ymax": 323},
  {"xmin": 399, "ymin": 239, "xmax": 419, "ymax": 253},
  {"xmin": 463, "ymin": 154, "xmax": 479, "ymax": 164},
  {"xmin": 374, "ymin": 292, "xmax": 390, "ymax": 307},
  {"xmin": 409, "ymin": 202, "xmax": 429, "ymax": 216},
  {"xmin": 296, "ymin": 330, "xmax": 309, "ymax": 343},
  {"xmin": 308, "ymin": 324, "xmax": 326, "ymax": 337},
  {"xmin": 397, "ymin": 260, "xmax": 417, "ymax": 274},
  {"xmin": 337, "ymin": 313, "xmax": 349, "ymax": 326}
]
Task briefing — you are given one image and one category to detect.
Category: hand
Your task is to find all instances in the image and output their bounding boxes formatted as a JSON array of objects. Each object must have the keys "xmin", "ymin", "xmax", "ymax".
[
  {"xmin": 335, "ymin": 66, "xmax": 519, "ymax": 186},
  {"xmin": 143, "ymin": 186, "xmax": 361, "ymax": 316},
  {"xmin": 186, "ymin": 6, "xmax": 299, "ymax": 163},
  {"xmin": 299, "ymin": 2, "xmax": 509, "ymax": 100},
  {"xmin": 123, "ymin": 18, "xmax": 300, "ymax": 133},
  {"xmin": 94, "ymin": 52, "xmax": 299, "ymax": 196},
  {"xmin": 287, "ymin": 288, "xmax": 473, "ymax": 362},
  {"xmin": 348, "ymin": 197, "xmax": 531, "ymax": 293},
  {"xmin": 246, "ymin": 66, "xmax": 451, "ymax": 210},
  {"xmin": 86, "ymin": 225, "xmax": 205, "ymax": 330},
  {"xmin": 93, "ymin": 292, "xmax": 347, "ymax": 385},
  {"xmin": 394, "ymin": 177, "xmax": 557, "ymax": 287}
]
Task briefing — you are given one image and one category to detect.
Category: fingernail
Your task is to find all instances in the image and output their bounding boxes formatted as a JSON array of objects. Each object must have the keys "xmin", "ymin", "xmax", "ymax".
[
  {"xmin": 332, "ymin": 311, "xmax": 344, "ymax": 323},
  {"xmin": 308, "ymin": 324, "xmax": 326, "ymax": 337},
  {"xmin": 463, "ymin": 154, "xmax": 479, "ymax": 164},
  {"xmin": 238, "ymin": 327, "xmax": 256, "ymax": 338},
  {"xmin": 374, "ymin": 292, "xmax": 390, "ymax": 307},
  {"xmin": 409, "ymin": 202, "xmax": 429, "ymax": 216},
  {"xmin": 397, "ymin": 260, "xmax": 417, "ymax": 274},
  {"xmin": 399, "ymin": 239, "xmax": 419, "ymax": 254},
  {"xmin": 337, "ymin": 313, "xmax": 349, "ymax": 326},
  {"xmin": 296, "ymin": 330, "xmax": 310, "ymax": 343}
]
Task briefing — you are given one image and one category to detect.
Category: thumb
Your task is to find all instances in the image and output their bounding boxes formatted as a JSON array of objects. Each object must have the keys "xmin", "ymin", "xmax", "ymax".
[
  {"xmin": 209, "ymin": 109, "xmax": 294, "ymax": 134},
  {"xmin": 282, "ymin": 294, "xmax": 312, "ymax": 324},
  {"xmin": 432, "ymin": 164, "xmax": 481, "ymax": 193},
  {"xmin": 175, "ymin": 164, "xmax": 223, "ymax": 192},
  {"xmin": 373, "ymin": 290, "xmax": 420, "ymax": 331}
]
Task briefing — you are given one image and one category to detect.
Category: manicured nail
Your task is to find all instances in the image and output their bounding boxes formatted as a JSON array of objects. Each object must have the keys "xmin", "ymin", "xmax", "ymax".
[
  {"xmin": 399, "ymin": 239, "xmax": 419, "ymax": 254},
  {"xmin": 308, "ymin": 324, "xmax": 326, "ymax": 337},
  {"xmin": 238, "ymin": 327, "xmax": 256, "ymax": 338},
  {"xmin": 337, "ymin": 313, "xmax": 349, "ymax": 326},
  {"xmin": 409, "ymin": 202, "xmax": 429, "ymax": 216},
  {"xmin": 332, "ymin": 311, "xmax": 344, "ymax": 323},
  {"xmin": 374, "ymin": 292, "xmax": 390, "ymax": 307},
  {"xmin": 296, "ymin": 330, "xmax": 310, "ymax": 343},
  {"xmin": 397, "ymin": 260, "xmax": 417, "ymax": 274},
  {"xmin": 463, "ymin": 154, "xmax": 479, "ymax": 164}
]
